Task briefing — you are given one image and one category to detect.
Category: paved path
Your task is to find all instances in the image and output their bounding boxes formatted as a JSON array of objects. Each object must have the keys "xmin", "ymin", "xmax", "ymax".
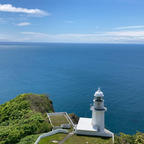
[{"xmin": 59, "ymin": 132, "xmax": 74, "ymax": 144}]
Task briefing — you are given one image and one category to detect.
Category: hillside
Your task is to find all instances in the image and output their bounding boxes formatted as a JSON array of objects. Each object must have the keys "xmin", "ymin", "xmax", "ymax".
[
  {"xmin": 0, "ymin": 93, "xmax": 54, "ymax": 144},
  {"xmin": 0, "ymin": 94, "xmax": 144, "ymax": 144}
]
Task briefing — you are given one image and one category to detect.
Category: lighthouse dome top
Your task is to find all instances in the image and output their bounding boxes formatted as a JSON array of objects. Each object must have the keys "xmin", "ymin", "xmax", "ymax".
[{"xmin": 94, "ymin": 88, "xmax": 104, "ymax": 98}]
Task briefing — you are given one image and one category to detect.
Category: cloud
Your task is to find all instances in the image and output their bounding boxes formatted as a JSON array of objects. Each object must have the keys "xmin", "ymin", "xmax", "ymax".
[
  {"xmin": 0, "ymin": 4, "xmax": 49, "ymax": 16},
  {"xmin": 106, "ymin": 30, "xmax": 144, "ymax": 37},
  {"xmin": 17, "ymin": 22, "xmax": 31, "ymax": 26},
  {"xmin": 115, "ymin": 25, "xmax": 144, "ymax": 30},
  {"xmin": 21, "ymin": 30, "xmax": 144, "ymax": 43},
  {"xmin": 21, "ymin": 32, "xmax": 49, "ymax": 38}
]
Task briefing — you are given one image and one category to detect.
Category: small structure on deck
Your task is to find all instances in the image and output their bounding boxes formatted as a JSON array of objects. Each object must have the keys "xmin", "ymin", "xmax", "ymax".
[
  {"xmin": 61, "ymin": 124, "xmax": 71, "ymax": 129},
  {"xmin": 75, "ymin": 88, "xmax": 113, "ymax": 137}
]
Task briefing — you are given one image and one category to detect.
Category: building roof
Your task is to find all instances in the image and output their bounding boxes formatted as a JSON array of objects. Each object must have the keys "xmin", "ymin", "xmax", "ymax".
[
  {"xmin": 76, "ymin": 117, "xmax": 98, "ymax": 132},
  {"xmin": 75, "ymin": 117, "xmax": 113, "ymax": 137}
]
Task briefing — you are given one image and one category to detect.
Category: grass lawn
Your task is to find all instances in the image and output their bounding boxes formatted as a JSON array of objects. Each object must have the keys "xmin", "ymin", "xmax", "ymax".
[
  {"xmin": 39, "ymin": 133, "xmax": 67, "ymax": 144},
  {"xmin": 50, "ymin": 114, "xmax": 69, "ymax": 126},
  {"xmin": 63, "ymin": 135, "xmax": 113, "ymax": 144}
]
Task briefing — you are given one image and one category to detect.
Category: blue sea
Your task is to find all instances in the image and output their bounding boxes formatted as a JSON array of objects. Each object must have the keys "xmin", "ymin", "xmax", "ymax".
[{"xmin": 0, "ymin": 43, "xmax": 144, "ymax": 134}]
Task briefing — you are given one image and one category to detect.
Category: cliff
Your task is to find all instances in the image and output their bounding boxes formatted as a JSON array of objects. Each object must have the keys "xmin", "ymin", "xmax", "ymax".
[{"xmin": 0, "ymin": 93, "xmax": 54, "ymax": 144}]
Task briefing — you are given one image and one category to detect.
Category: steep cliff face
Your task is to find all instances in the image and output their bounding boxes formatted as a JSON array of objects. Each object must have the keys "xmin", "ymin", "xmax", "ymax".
[
  {"xmin": 24, "ymin": 93, "xmax": 54, "ymax": 113},
  {"xmin": 0, "ymin": 93, "xmax": 54, "ymax": 144}
]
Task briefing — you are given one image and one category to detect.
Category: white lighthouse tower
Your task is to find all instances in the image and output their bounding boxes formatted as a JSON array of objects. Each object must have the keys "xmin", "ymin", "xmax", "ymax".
[
  {"xmin": 75, "ymin": 88, "xmax": 113, "ymax": 137},
  {"xmin": 91, "ymin": 88, "xmax": 106, "ymax": 132}
]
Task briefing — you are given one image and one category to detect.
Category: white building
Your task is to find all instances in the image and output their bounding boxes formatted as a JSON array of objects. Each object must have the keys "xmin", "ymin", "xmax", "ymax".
[{"xmin": 75, "ymin": 88, "xmax": 113, "ymax": 137}]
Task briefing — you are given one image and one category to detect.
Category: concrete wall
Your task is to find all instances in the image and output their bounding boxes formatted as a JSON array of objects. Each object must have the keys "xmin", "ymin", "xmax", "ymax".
[{"xmin": 34, "ymin": 129, "xmax": 68, "ymax": 144}]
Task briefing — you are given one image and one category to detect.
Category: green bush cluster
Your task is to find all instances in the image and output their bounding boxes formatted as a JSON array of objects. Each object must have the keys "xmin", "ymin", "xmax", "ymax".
[
  {"xmin": 114, "ymin": 132, "xmax": 144, "ymax": 144},
  {"xmin": 0, "ymin": 93, "xmax": 53, "ymax": 144},
  {"xmin": 17, "ymin": 134, "xmax": 40, "ymax": 144}
]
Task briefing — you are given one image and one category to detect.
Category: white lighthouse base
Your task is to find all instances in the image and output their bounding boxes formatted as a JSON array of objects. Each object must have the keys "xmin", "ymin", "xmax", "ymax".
[{"xmin": 75, "ymin": 118, "xmax": 113, "ymax": 137}]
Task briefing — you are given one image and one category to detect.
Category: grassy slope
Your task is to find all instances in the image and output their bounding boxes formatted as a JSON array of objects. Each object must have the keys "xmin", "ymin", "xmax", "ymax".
[
  {"xmin": 39, "ymin": 133, "xmax": 112, "ymax": 144},
  {"xmin": 0, "ymin": 93, "xmax": 54, "ymax": 144},
  {"xmin": 39, "ymin": 133, "xmax": 67, "ymax": 144},
  {"xmin": 50, "ymin": 115, "xmax": 69, "ymax": 126},
  {"xmin": 64, "ymin": 135, "xmax": 112, "ymax": 144},
  {"xmin": 39, "ymin": 132, "xmax": 144, "ymax": 144}
]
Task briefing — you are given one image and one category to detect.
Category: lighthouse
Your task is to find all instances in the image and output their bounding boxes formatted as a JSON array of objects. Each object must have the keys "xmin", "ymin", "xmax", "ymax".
[
  {"xmin": 91, "ymin": 88, "xmax": 106, "ymax": 132},
  {"xmin": 75, "ymin": 88, "xmax": 113, "ymax": 137}
]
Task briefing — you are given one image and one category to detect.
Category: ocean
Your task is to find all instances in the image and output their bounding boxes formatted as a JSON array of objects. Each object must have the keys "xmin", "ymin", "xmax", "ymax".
[{"xmin": 0, "ymin": 43, "xmax": 144, "ymax": 134}]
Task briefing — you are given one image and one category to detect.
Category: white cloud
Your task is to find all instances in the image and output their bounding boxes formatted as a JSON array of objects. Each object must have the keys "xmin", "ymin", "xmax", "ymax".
[
  {"xmin": 22, "ymin": 32, "xmax": 49, "ymax": 37},
  {"xmin": 21, "ymin": 30, "xmax": 144, "ymax": 43},
  {"xmin": 17, "ymin": 22, "xmax": 31, "ymax": 26},
  {"xmin": 106, "ymin": 31, "xmax": 144, "ymax": 37},
  {"xmin": 0, "ymin": 4, "xmax": 49, "ymax": 16},
  {"xmin": 1, "ymin": 30, "xmax": 143, "ymax": 43},
  {"xmin": 115, "ymin": 25, "xmax": 144, "ymax": 30}
]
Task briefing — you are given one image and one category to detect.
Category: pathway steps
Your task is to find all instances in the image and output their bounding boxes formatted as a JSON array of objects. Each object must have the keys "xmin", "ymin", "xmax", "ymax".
[{"xmin": 59, "ymin": 132, "xmax": 74, "ymax": 144}]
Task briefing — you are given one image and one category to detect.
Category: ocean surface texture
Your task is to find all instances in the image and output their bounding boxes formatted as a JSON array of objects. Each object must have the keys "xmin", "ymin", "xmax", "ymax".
[{"xmin": 0, "ymin": 43, "xmax": 144, "ymax": 134}]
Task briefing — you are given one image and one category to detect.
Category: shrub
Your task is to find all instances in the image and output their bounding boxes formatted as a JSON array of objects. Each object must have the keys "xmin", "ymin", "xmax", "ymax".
[{"xmin": 0, "ymin": 93, "xmax": 53, "ymax": 144}]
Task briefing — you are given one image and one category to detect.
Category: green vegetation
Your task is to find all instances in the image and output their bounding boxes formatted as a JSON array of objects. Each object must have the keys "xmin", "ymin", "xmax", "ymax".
[
  {"xmin": 39, "ymin": 133, "xmax": 67, "ymax": 144},
  {"xmin": 50, "ymin": 115, "xmax": 69, "ymax": 126},
  {"xmin": 0, "ymin": 93, "xmax": 54, "ymax": 144},
  {"xmin": 38, "ymin": 132, "xmax": 144, "ymax": 144},
  {"xmin": 17, "ymin": 134, "xmax": 40, "ymax": 144},
  {"xmin": 69, "ymin": 113, "xmax": 79, "ymax": 124},
  {"xmin": 64, "ymin": 135, "xmax": 112, "ymax": 144},
  {"xmin": 39, "ymin": 133, "xmax": 112, "ymax": 144},
  {"xmin": 114, "ymin": 132, "xmax": 144, "ymax": 144},
  {"xmin": 1, "ymin": 93, "xmax": 144, "ymax": 144}
]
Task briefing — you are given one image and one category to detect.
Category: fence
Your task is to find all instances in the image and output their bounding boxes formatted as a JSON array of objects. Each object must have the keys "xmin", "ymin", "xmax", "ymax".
[{"xmin": 34, "ymin": 129, "xmax": 68, "ymax": 144}]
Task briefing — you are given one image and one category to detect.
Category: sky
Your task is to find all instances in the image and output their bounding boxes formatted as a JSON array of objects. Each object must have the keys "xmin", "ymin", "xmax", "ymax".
[{"xmin": 0, "ymin": 0, "xmax": 144, "ymax": 43}]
